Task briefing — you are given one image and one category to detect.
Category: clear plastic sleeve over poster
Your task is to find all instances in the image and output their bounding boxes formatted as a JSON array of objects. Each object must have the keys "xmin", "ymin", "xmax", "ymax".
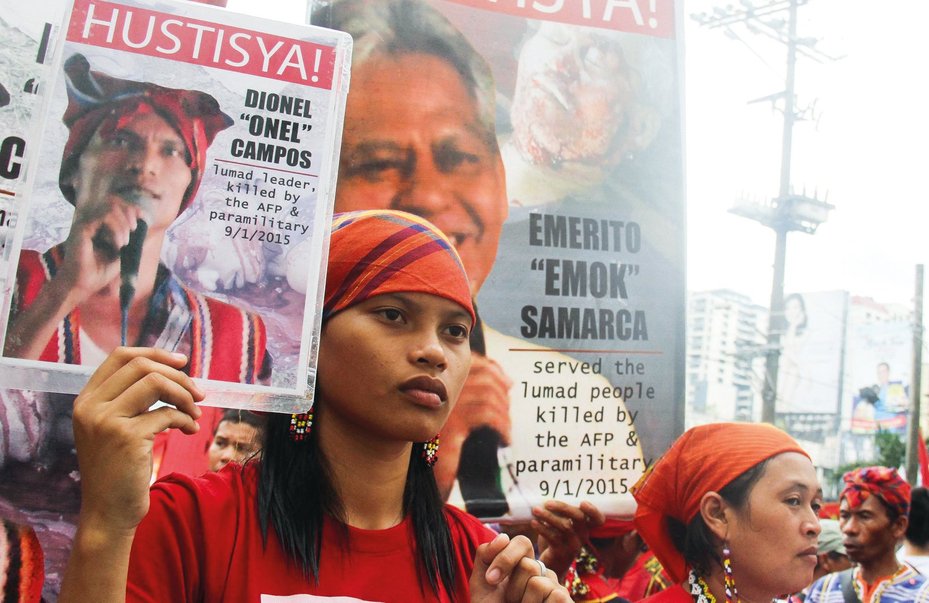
[{"xmin": 0, "ymin": 0, "xmax": 351, "ymax": 413}]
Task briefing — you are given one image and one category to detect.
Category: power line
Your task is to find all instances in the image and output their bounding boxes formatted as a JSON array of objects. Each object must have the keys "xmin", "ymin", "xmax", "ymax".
[{"xmin": 692, "ymin": 0, "xmax": 836, "ymax": 424}]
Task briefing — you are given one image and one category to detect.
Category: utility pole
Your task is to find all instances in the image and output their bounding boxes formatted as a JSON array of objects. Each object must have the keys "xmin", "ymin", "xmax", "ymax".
[
  {"xmin": 693, "ymin": 0, "xmax": 835, "ymax": 424},
  {"xmin": 905, "ymin": 264, "xmax": 924, "ymax": 484}
]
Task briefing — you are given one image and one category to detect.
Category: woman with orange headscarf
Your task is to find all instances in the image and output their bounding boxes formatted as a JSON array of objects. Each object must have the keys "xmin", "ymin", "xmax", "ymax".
[
  {"xmin": 632, "ymin": 423, "xmax": 823, "ymax": 603},
  {"xmin": 58, "ymin": 210, "xmax": 571, "ymax": 602}
]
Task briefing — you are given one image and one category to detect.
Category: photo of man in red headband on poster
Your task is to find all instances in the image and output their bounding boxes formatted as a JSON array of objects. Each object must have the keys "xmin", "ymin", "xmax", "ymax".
[
  {"xmin": 3, "ymin": 53, "xmax": 271, "ymax": 385},
  {"xmin": 2, "ymin": 53, "xmax": 273, "ymax": 479}
]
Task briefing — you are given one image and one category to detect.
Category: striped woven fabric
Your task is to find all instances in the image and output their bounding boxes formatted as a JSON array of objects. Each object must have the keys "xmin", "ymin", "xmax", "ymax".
[
  {"xmin": 0, "ymin": 518, "xmax": 44, "ymax": 603},
  {"xmin": 324, "ymin": 210, "xmax": 474, "ymax": 323},
  {"xmin": 807, "ymin": 566, "xmax": 929, "ymax": 602}
]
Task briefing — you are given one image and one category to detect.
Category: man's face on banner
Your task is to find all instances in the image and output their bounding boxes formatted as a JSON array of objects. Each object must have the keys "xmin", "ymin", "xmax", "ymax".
[
  {"xmin": 511, "ymin": 22, "xmax": 640, "ymax": 167},
  {"xmin": 335, "ymin": 52, "xmax": 507, "ymax": 296},
  {"xmin": 69, "ymin": 111, "xmax": 191, "ymax": 235}
]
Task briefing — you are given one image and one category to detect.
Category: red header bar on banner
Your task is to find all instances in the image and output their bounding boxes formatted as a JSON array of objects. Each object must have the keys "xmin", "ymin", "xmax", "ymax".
[
  {"xmin": 67, "ymin": 0, "xmax": 337, "ymax": 87},
  {"xmin": 444, "ymin": 0, "xmax": 675, "ymax": 38}
]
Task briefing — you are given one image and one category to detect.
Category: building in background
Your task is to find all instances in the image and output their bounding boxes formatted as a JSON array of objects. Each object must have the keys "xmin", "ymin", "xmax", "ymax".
[
  {"xmin": 686, "ymin": 289, "xmax": 768, "ymax": 426},
  {"xmin": 687, "ymin": 289, "xmax": 925, "ymax": 479}
]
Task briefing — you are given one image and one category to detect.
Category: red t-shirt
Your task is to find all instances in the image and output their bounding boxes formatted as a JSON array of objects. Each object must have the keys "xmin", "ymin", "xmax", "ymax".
[
  {"xmin": 127, "ymin": 463, "xmax": 495, "ymax": 602},
  {"xmin": 615, "ymin": 553, "xmax": 650, "ymax": 600},
  {"xmin": 639, "ymin": 584, "xmax": 690, "ymax": 602},
  {"xmin": 617, "ymin": 551, "xmax": 672, "ymax": 600}
]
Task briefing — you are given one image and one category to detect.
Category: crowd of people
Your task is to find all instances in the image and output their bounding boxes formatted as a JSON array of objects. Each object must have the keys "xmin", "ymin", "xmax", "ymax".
[
  {"xmin": 7, "ymin": 343, "xmax": 929, "ymax": 602},
  {"xmin": 528, "ymin": 429, "xmax": 929, "ymax": 603}
]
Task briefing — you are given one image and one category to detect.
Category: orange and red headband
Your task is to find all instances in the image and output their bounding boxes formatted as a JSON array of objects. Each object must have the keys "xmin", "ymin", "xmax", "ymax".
[
  {"xmin": 324, "ymin": 210, "xmax": 474, "ymax": 324},
  {"xmin": 632, "ymin": 422, "xmax": 809, "ymax": 583},
  {"xmin": 842, "ymin": 466, "xmax": 911, "ymax": 519},
  {"xmin": 59, "ymin": 53, "xmax": 232, "ymax": 212}
]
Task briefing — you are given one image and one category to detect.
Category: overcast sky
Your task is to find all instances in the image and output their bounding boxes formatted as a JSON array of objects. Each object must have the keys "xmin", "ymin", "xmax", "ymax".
[
  {"xmin": 685, "ymin": 0, "xmax": 928, "ymax": 311},
  {"xmin": 227, "ymin": 0, "xmax": 929, "ymax": 313}
]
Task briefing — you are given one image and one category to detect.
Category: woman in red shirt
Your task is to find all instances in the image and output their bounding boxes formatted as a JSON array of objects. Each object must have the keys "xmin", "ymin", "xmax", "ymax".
[{"xmin": 58, "ymin": 210, "xmax": 570, "ymax": 602}]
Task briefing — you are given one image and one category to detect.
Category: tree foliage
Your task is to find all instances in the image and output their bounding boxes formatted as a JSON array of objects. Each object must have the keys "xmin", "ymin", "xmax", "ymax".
[{"xmin": 829, "ymin": 429, "xmax": 907, "ymax": 494}]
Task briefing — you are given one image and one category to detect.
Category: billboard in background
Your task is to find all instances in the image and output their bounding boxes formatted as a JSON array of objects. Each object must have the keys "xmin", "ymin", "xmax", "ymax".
[
  {"xmin": 775, "ymin": 290, "xmax": 848, "ymax": 444},
  {"xmin": 839, "ymin": 315, "xmax": 912, "ymax": 467},
  {"xmin": 845, "ymin": 319, "xmax": 912, "ymax": 435},
  {"xmin": 775, "ymin": 290, "xmax": 848, "ymax": 414}
]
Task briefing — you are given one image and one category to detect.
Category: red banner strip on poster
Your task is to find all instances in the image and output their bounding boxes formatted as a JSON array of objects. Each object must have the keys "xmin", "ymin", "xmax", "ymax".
[
  {"xmin": 67, "ymin": 0, "xmax": 337, "ymax": 88},
  {"xmin": 442, "ymin": 0, "xmax": 675, "ymax": 38}
]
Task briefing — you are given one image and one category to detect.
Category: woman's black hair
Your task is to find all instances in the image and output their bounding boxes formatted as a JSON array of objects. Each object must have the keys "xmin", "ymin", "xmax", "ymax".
[
  {"xmin": 256, "ymin": 403, "xmax": 456, "ymax": 596},
  {"xmin": 666, "ymin": 458, "xmax": 770, "ymax": 576}
]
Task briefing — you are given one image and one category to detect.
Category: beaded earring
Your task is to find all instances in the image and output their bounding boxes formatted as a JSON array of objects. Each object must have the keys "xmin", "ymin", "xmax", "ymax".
[
  {"xmin": 722, "ymin": 541, "xmax": 738, "ymax": 603},
  {"xmin": 289, "ymin": 410, "xmax": 313, "ymax": 442},
  {"xmin": 421, "ymin": 434, "xmax": 440, "ymax": 467}
]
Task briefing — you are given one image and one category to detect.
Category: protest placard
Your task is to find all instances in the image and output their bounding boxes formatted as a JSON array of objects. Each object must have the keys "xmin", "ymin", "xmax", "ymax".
[
  {"xmin": 311, "ymin": 0, "xmax": 684, "ymax": 519},
  {"xmin": 0, "ymin": 0, "xmax": 351, "ymax": 412}
]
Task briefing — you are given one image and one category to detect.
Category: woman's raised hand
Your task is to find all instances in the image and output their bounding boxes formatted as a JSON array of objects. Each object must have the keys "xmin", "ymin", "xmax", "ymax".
[
  {"xmin": 534, "ymin": 499, "xmax": 606, "ymax": 580},
  {"xmin": 61, "ymin": 347, "xmax": 205, "ymax": 603},
  {"xmin": 72, "ymin": 347, "xmax": 204, "ymax": 532},
  {"xmin": 470, "ymin": 533, "xmax": 572, "ymax": 602}
]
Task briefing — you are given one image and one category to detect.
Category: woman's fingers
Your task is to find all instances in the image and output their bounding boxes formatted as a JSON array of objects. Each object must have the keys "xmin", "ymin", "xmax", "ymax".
[
  {"xmin": 75, "ymin": 349, "xmax": 205, "ymax": 446},
  {"xmin": 533, "ymin": 501, "xmax": 583, "ymax": 532},
  {"xmin": 483, "ymin": 534, "xmax": 534, "ymax": 585},
  {"xmin": 471, "ymin": 534, "xmax": 571, "ymax": 602},
  {"xmin": 72, "ymin": 347, "xmax": 207, "ymax": 532},
  {"xmin": 119, "ymin": 385, "xmax": 201, "ymax": 437},
  {"xmin": 85, "ymin": 348, "xmax": 203, "ymax": 418},
  {"xmin": 503, "ymin": 557, "xmax": 567, "ymax": 603},
  {"xmin": 84, "ymin": 347, "xmax": 190, "ymax": 392},
  {"xmin": 577, "ymin": 501, "xmax": 606, "ymax": 529}
]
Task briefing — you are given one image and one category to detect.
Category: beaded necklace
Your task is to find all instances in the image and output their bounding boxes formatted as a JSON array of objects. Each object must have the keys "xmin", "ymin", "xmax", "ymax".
[
  {"xmin": 688, "ymin": 570, "xmax": 717, "ymax": 603},
  {"xmin": 687, "ymin": 570, "xmax": 780, "ymax": 603},
  {"xmin": 852, "ymin": 563, "xmax": 908, "ymax": 602}
]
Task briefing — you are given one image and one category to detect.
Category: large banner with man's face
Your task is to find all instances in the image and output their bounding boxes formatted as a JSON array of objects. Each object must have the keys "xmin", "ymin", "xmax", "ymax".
[{"xmin": 312, "ymin": 0, "xmax": 685, "ymax": 520}]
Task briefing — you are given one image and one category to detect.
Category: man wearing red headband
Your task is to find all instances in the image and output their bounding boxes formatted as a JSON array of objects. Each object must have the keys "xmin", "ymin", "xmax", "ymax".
[
  {"xmin": 3, "ymin": 54, "xmax": 270, "ymax": 477},
  {"xmin": 807, "ymin": 466, "xmax": 929, "ymax": 602},
  {"xmin": 5, "ymin": 53, "xmax": 269, "ymax": 381}
]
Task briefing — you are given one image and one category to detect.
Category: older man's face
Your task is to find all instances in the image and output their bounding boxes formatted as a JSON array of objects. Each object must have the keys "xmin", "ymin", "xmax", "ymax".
[
  {"xmin": 839, "ymin": 495, "xmax": 906, "ymax": 565},
  {"xmin": 335, "ymin": 52, "xmax": 507, "ymax": 296}
]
